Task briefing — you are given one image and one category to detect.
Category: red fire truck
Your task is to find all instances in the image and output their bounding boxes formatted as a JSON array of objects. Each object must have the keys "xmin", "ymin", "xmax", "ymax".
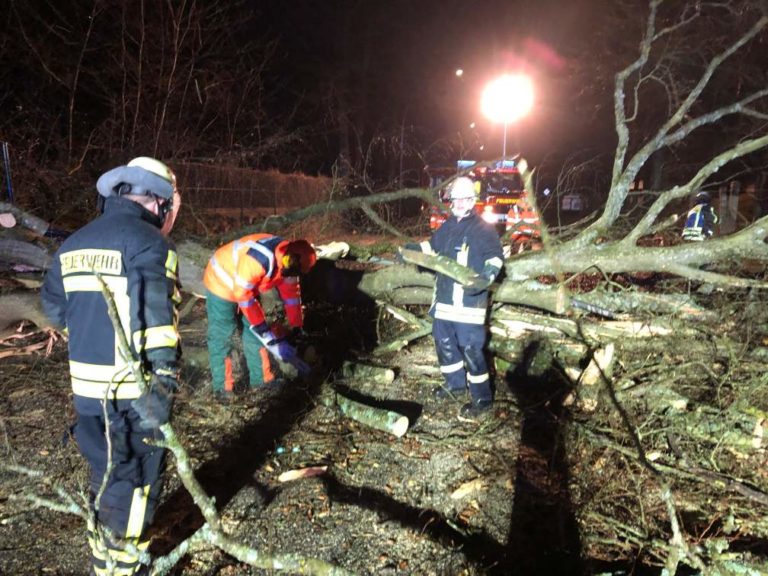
[{"xmin": 424, "ymin": 159, "xmax": 540, "ymax": 242}]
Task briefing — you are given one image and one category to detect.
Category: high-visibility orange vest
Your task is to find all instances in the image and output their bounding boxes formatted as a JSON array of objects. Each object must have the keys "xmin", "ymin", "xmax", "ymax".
[
  {"xmin": 507, "ymin": 202, "xmax": 540, "ymax": 239},
  {"xmin": 203, "ymin": 233, "xmax": 306, "ymax": 328}
]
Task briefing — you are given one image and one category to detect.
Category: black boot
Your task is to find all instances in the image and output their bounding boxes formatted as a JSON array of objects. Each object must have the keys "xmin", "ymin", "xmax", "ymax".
[
  {"xmin": 433, "ymin": 385, "xmax": 467, "ymax": 400},
  {"xmin": 460, "ymin": 398, "xmax": 493, "ymax": 418}
]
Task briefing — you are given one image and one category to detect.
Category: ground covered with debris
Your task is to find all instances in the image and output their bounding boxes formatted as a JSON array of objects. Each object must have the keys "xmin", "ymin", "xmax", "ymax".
[
  {"xmin": 0, "ymin": 254, "xmax": 579, "ymax": 576},
  {"xmin": 2, "ymin": 249, "xmax": 768, "ymax": 576}
]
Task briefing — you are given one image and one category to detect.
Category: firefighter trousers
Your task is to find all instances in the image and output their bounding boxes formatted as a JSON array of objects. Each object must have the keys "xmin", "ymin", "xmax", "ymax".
[
  {"xmin": 432, "ymin": 318, "xmax": 492, "ymax": 403},
  {"xmin": 206, "ymin": 291, "xmax": 274, "ymax": 392},
  {"xmin": 74, "ymin": 407, "xmax": 166, "ymax": 575}
]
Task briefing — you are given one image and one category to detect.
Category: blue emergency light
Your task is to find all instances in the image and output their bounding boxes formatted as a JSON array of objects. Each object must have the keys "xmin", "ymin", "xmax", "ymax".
[
  {"xmin": 456, "ymin": 160, "xmax": 477, "ymax": 171},
  {"xmin": 494, "ymin": 159, "xmax": 516, "ymax": 170}
]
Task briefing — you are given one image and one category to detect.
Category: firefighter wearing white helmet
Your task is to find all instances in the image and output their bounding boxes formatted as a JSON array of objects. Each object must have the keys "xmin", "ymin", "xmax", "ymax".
[
  {"xmin": 397, "ymin": 174, "xmax": 503, "ymax": 419},
  {"xmin": 42, "ymin": 156, "xmax": 182, "ymax": 575},
  {"xmin": 448, "ymin": 176, "xmax": 478, "ymax": 218},
  {"xmin": 97, "ymin": 156, "xmax": 181, "ymax": 237}
]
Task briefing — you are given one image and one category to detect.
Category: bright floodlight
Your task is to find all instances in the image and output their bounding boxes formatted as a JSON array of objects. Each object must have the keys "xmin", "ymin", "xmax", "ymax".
[
  {"xmin": 455, "ymin": 68, "xmax": 464, "ymax": 77},
  {"xmin": 481, "ymin": 74, "xmax": 534, "ymax": 123}
]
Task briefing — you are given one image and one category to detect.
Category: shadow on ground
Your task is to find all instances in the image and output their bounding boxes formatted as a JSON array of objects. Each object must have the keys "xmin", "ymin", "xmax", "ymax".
[{"xmin": 497, "ymin": 341, "xmax": 584, "ymax": 575}]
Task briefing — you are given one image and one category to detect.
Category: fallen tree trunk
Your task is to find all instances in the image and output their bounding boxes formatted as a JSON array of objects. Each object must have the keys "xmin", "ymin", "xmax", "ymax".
[
  {"xmin": 233, "ymin": 187, "xmax": 438, "ymax": 238},
  {"xmin": 0, "ymin": 238, "xmax": 53, "ymax": 271},
  {"xmin": 0, "ymin": 291, "xmax": 51, "ymax": 338},
  {"xmin": 502, "ymin": 220, "xmax": 768, "ymax": 287},
  {"xmin": 358, "ymin": 259, "xmax": 714, "ymax": 319}
]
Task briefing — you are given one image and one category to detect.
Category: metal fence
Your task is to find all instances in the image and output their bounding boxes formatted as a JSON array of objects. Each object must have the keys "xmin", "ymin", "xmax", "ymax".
[{"xmin": 175, "ymin": 162, "xmax": 332, "ymax": 217}]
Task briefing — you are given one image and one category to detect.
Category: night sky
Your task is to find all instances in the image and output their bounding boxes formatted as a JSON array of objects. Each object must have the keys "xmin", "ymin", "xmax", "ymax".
[
  {"xmin": 2, "ymin": 0, "xmax": 764, "ymax": 194},
  {"xmin": 253, "ymin": 0, "xmax": 611, "ymax": 174}
]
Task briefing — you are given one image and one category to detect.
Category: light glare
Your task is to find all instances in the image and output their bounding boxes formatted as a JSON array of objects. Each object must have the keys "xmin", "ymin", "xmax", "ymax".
[{"xmin": 481, "ymin": 74, "xmax": 534, "ymax": 123}]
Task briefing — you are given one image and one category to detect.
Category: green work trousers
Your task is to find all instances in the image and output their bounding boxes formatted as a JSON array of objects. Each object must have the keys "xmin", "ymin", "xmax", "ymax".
[{"xmin": 206, "ymin": 291, "xmax": 271, "ymax": 391}]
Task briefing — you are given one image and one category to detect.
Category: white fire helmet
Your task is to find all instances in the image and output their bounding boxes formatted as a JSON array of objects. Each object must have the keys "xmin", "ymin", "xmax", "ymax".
[
  {"xmin": 449, "ymin": 177, "xmax": 476, "ymax": 217},
  {"xmin": 96, "ymin": 156, "xmax": 181, "ymax": 236},
  {"xmin": 126, "ymin": 157, "xmax": 177, "ymax": 197}
]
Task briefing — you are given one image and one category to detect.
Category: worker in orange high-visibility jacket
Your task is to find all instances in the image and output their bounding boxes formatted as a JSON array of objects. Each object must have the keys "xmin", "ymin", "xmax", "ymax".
[
  {"xmin": 507, "ymin": 198, "xmax": 540, "ymax": 244},
  {"xmin": 203, "ymin": 234, "xmax": 316, "ymax": 397}
]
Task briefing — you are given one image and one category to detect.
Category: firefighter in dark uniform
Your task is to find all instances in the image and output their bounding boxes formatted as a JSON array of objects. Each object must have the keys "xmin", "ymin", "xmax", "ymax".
[
  {"xmin": 403, "ymin": 177, "xmax": 504, "ymax": 418},
  {"xmin": 682, "ymin": 190, "xmax": 718, "ymax": 241},
  {"xmin": 41, "ymin": 157, "xmax": 182, "ymax": 576}
]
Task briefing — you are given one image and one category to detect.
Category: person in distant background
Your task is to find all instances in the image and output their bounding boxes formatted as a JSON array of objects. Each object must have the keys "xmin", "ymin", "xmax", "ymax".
[
  {"xmin": 682, "ymin": 190, "xmax": 718, "ymax": 241},
  {"xmin": 41, "ymin": 157, "xmax": 182, "ymax": 576},
  {"xmin": 203, "ymin": 234, "xmax": 316, "ymax": 397},
  {"xmin": 399, "ymin": 177, "xmax": 504, "ymax": 418}
]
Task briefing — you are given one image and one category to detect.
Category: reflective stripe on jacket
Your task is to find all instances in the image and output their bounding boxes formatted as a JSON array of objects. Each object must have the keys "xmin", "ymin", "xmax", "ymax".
[
  {"xmin": 202, "ymin": 233, "xmax": 304, "ymax": 328},
  {"xmin": 682, "ymin": 203, "xmax": 718, "ymax": 241},
  {"xmin": 418, "ymin": 213, "xmax": 504, "ymax": 324},
  {"xmin": 40, "ymin": 197, "xmax": 181, "ymax": 412}
]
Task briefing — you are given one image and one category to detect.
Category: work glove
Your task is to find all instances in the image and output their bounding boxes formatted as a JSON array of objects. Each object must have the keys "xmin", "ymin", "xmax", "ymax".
[
  {"xmin": 249, "ymin": 322, "xmax": 277, "ymax": 345},
  {"xmin": 463, "ymin": 274, "xmax": 492, "ymax": 296},
  {"xmin": 250, "ymin": 323, "xmax": 311, "ymax": 376},
  {"xmin": 250, "ymin": 321, "xmax": 298, "ymax": 361},
  {"xmin": 395, "ymin": 242, "xmax": 421, "ymax": 264},
  {"xmin": 132, "ymin": 365, "xmax": 178, "ymax": 430},
  {"xmin": 265, "ymin": 338, "xmax": 298, "ymax": 363},
  {"xmin": 267, "ymin": 339, "xmax": 312, "ymax": 376}
]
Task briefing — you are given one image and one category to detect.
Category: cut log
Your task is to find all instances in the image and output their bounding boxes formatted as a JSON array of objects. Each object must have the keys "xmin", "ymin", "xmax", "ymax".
[
  {"xmin": 334, "ymin": 392, "xmax": 409, "ymax": 438},
  {"xmin": 492, "ymin": 306, "xmax": 696, "ymax": 343},
  {"xmin": 358, "ymin": 264, "xmax": 434, "ymax": 298},
  {"xmin": 0, "ymin": 202, "xmax": 51, "ymax": 236},
  {"xmin": 341, "ymin": 361, "xmax": 395, "ymax": 384},
  {"xmin": 372, "ymin": 326, "xmax": 432, "ymax": 355},
  {"xmin": 398, "ymin": 248, "xmax": 477, "ymax": 285}
]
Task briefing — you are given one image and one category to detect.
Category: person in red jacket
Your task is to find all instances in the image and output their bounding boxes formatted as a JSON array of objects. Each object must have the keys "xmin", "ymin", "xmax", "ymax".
[{"xmin": 203, "ymin": 234, "xmax": 316, "ymax": 397}]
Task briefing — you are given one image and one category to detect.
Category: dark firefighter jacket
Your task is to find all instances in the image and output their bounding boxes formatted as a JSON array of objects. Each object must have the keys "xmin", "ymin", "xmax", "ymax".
[
  {"xmin": 417, "ymin": 213, "xmax": 504, "ymax": 324},
  {"xmin": 682, "ymin": 202, "xmax": 718, "ymax": 241},
  {"xmin": 41, "ymin": 197, "xmax": 181, "ymax": 415}
]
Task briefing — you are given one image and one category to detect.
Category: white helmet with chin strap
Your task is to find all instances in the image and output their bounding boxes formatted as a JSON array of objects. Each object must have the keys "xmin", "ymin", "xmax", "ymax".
[{"xmin": 96, "ymin": 156, "xmax": 181, "ymax": 235}]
